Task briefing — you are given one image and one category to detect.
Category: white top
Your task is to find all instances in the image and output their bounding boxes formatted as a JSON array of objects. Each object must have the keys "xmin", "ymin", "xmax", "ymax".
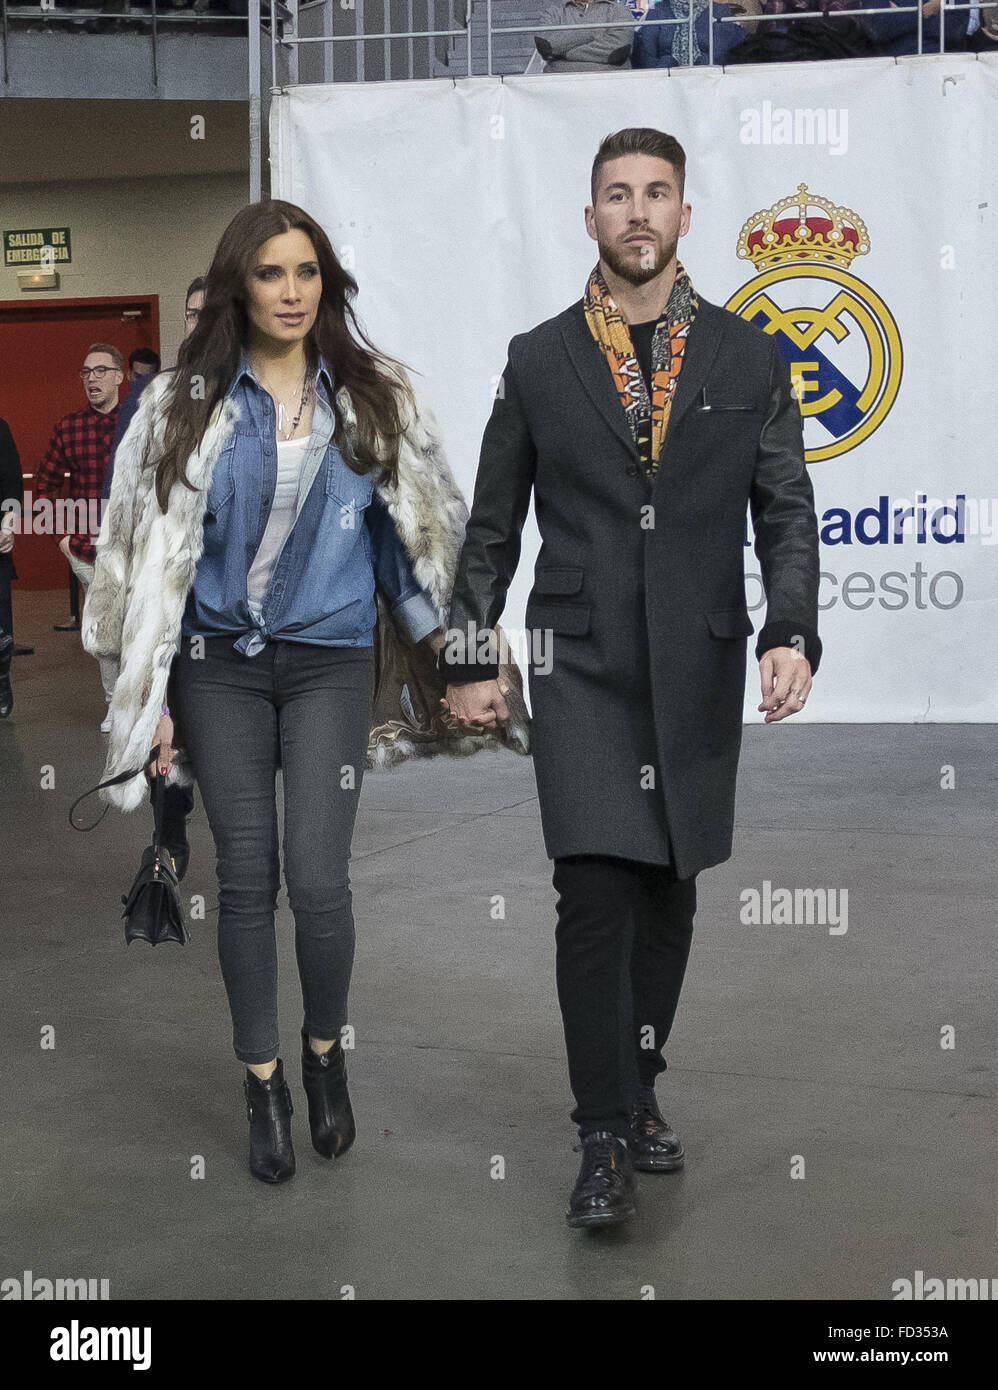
[{"xmin": 246, "ymin": 433, "xmax": 313, "ymax": 616}]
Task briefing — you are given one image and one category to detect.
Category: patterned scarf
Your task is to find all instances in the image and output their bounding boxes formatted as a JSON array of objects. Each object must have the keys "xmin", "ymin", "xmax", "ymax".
[
  {"xmin": 671, "ymin": 0, "xmax": 709, "ymax": 68},
  {"xmin": 583, "ymin": 259, "xmax": 698, "ymax": 476}
]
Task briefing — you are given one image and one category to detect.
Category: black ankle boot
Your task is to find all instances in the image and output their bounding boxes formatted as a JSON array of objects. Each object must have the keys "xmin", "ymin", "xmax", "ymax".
[
  {"xmin": 566, "ymin": 1130, "xmax": 636, "ymax": 1229},
  {"xmin": 300, "ymin": 1028, "xmax": 355, "ymax": 1160},
  {"xmin": 151, "ymin": 782, "xmax": 190, "ymax": 882},
  {"xmin": 0, "ymin": 674, "xmax": 12, "ymax": 719},
  {"xmin": 244, "ymin": 1059, "xmax": 295, "ymax": 1184}
]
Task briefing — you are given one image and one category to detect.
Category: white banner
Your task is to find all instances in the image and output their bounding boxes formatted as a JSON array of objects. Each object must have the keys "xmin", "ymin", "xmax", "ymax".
[{"xmin": 273, "ymin": 56, "xmax": 998, "ymax": 721}]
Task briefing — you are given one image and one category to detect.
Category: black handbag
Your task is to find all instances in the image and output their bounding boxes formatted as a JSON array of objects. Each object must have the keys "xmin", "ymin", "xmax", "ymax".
[{"xmin": 69, "ymin": 742, "xmax": 190, "ymax": 946}]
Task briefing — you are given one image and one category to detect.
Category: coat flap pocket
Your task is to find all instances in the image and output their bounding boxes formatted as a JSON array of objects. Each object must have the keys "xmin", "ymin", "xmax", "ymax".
[
  {"xmin": 526, "ymin": 601, "xmax": 590, "ymax": 637},
  {"xmin": 533, "ymin": 566, "xmax": 584, "ymax": 596},
  {"xmin": 706, "ymin": 608, "xmax": 754, "ymax": 639}
]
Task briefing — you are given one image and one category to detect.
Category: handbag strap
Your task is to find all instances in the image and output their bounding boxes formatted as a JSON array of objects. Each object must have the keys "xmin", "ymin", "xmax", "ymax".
[{"xmin": 68, "ymin": 742, "xmax": 162, "ymax": 831}]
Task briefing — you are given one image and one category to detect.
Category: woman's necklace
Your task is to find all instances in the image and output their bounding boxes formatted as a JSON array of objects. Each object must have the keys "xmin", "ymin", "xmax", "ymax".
[{"xmin": 260, "ymin": 365, "xmax": 313, "ymax": 441}]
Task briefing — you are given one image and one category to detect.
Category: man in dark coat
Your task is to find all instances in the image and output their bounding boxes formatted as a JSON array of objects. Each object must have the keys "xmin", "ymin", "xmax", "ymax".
[{"xmin": 440, "ymin": 128, "xmax": 822, "ymax": 1229}]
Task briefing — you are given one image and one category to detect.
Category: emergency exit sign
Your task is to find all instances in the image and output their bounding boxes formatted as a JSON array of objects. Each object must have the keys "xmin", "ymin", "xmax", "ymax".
[{"xmin": 4, "ymin": 228, "xmax": 72, "ymax": 267}]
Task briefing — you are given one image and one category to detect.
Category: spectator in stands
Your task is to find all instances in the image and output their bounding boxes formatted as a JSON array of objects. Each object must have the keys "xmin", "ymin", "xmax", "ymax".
[
  {"xmin": 968, "ymin": 2, "xmax": 998, "ymax": 47},
  {"xmin": 858, "ymin": 0, "xmax": 968, "ymax": 53},
  {"xmin": 535, "ymin": 0, "xmax": 637, "ymax": 71},
  {"xmin": 726, "ymin": 0, "xmax": 876, "ymax": 61},
  {"xmin": 0, "ymin": 417, "xmax": 22, "ymax": 719},
  {"xmin": 34, "ymin": 344, "xmax": 123, "ymax": 730},
  {"xmin": 634, "ymin": 0, "xmax": 752, "ymax": 64}
]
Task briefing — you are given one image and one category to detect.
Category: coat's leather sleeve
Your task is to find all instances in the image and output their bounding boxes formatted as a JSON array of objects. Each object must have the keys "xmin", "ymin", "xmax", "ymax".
[
  {"xmin": 750, "ymin": 340, "xmax": 823, "ymax": 676},
  {"xmin": 439, "ymin": 343, "xmax": 537, "ymax": 685}
]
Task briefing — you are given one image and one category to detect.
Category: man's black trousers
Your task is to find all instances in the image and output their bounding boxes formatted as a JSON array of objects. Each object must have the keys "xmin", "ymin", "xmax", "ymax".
[{"xmin": 552, "ymin": 854, "xmax": 698, "ymax": 1137}]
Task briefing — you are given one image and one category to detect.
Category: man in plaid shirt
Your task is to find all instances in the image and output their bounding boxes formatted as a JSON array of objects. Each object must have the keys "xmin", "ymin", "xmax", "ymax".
[{"xmin": 35, "ymin": 342, "xmax": 123, "ymax": 727}]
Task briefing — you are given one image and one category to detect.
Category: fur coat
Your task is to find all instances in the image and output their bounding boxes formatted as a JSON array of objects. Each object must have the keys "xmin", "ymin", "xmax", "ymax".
[{"xmin": 82, "ymin": 369, "xmax": 530, "ymax": 813}]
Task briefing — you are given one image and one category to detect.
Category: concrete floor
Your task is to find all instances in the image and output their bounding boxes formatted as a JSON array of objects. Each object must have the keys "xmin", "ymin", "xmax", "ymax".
[{"xmin": 2, "ymin": 590, "xmax": 995, "ymax": 1300}]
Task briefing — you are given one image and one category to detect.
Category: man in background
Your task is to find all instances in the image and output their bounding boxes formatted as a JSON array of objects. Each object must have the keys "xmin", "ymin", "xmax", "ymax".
[
  {"xmin": 35, "ymin": 343, "xmax": 123, "ymax": 730},
  {"xmin": 101, "ymin": 347, "xmax": 162, "ymax": 503}
]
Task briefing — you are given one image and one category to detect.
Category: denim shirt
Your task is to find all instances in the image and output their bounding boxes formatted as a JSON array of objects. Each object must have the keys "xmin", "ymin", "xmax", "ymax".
[{"xmin": 181, "ymin": 351, "xmax": 440, "ymax": 657}]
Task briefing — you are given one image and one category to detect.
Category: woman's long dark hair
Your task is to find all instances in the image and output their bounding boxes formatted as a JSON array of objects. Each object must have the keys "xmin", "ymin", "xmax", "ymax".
[{"xmin": 152, "ymin": 200, "xmax": 411, "ymax": 511}]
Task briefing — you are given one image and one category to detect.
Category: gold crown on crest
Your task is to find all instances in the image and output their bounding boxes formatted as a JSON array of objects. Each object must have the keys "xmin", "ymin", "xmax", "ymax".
[{"xmin": 736, "ymin": 184, "xmax": 870, "ymax": 271}]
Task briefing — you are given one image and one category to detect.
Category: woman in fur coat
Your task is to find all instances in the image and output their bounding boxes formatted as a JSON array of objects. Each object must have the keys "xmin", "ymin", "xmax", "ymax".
[{"xmin": 82, "ymin": 201, "xmax": 528, "ymax": 1185}]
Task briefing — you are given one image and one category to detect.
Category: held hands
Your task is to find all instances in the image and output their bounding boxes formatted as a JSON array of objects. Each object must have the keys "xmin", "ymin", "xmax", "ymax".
[
  {"xmin": 429, "ymin": 626, "xmax": 510, "ymax": 730},
  {"xmin": 758, "ymin": 647, "xmax": 813, "ymax": 724},
  {"xmin": 441, "ymin": 681, "xmax": 510, "ymax": 729}
]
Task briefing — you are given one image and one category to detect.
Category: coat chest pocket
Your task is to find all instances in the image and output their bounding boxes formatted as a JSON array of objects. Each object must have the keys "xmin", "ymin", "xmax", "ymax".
[
  {"xmin": 326, "ymin": 448, "xmax": 374, "ymax": 511},
  {"xmin": 698, "ymin": 400, "xmax": 766, "ymax": 415},
  {"xmin": 526, "ymin": 565, "xmax": 590, "ymax": 636}
]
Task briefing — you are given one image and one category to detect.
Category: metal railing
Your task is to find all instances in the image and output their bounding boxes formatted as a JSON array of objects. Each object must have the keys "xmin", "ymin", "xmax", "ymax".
[
  {"xmin": 256, "ymin": 0, "xmax": 998, "ymax": 90},
  {"xmin": 2, "ymin": 0, "xmax": 992, "ymax": 206}
]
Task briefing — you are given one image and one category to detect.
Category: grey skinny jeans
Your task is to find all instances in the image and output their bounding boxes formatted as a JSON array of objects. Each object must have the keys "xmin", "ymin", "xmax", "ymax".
[{"xmin": 173, "ymin": 635, "xmax": 375, "ymax": 1063}]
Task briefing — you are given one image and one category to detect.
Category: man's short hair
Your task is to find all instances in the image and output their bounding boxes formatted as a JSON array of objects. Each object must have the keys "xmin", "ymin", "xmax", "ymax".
[
  {"xmin": 129, "ymin": 347, "xmax": 162, "ymax": 372},
  {"xmin": 185, "ymin": 276, "xmax": 207, "ymax": 305},
  {"xmin": 591, "ymin": 129, "xmax": 687, "ymax": 203},
  {"xmin": 84, "ymin": 342, "xmax": 124, "ymax": 372}
]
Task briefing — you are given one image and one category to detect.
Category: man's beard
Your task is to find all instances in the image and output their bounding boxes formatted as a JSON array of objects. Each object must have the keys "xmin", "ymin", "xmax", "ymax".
[{"xmin": 599, "ymin": 231, "xmax": 679, "ymax": 286}]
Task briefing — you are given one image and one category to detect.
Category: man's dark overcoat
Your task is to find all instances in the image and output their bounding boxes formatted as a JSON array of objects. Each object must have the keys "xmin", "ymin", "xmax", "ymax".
[{"xmin": 447, "ymin": 296, "xmax": 822, "ymax": 880}]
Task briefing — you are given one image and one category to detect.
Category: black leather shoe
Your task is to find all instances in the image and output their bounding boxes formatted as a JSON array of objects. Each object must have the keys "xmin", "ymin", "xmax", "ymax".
[
  {"xmin": 566, "ymin": 1131, "xmax": 636, "ymax": 1229},
  {"xmin": 244, "ymin": 1059, "xmax": 295, "ymax": 1184},
  {"xmin": 0, "ymin": 675, "xmax": 12, "ymax": 718},
  {"xmin": 300, "ymin": 1028, "xmax": 355, "ymax": 1160},
  {"xmin": 627, "ymin": 1087, "xmax": 685, "ymax": 1173}
]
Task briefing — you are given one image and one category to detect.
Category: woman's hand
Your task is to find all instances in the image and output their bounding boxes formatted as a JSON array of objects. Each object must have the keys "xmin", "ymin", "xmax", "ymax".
[{"xmin": 146, "ymin": 713, "xmax": 177, "ymax": 781}]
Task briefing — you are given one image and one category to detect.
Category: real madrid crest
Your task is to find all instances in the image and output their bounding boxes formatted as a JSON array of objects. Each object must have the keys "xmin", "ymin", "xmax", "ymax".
[{"xmin": 725, "ymin": 185, "xmax": 902, "ymax": 464}]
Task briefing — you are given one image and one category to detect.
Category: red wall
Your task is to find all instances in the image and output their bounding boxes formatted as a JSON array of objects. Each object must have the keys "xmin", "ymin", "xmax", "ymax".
[{"xmin": 0, "ymin": 294, "xmax": 160, "ymax": 589}]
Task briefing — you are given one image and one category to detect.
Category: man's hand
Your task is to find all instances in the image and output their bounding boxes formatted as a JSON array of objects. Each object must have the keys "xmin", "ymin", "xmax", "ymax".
[
  {"xmin": 442, "ymin": 680, "xmax": 509, "ymax": 728},
  {"xmin": 758, "ymin": 646, "xmax": 813, "ymax": 724}
]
